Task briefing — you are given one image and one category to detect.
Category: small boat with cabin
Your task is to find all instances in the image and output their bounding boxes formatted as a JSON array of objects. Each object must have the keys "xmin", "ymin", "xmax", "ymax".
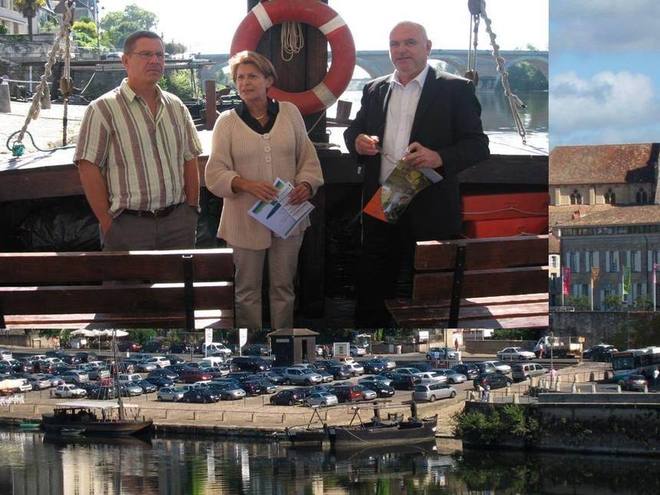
[{"xmin": 41, "ymin": 400, "xmax": 153, "ymax": 436}]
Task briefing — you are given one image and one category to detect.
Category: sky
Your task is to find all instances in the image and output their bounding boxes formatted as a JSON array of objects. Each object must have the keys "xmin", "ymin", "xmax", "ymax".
[
  {"xmin": 550, "ymin": 0, "xmax": 660, "ymax": 148},
  {"xmin": 99, "ymin": 0, "xmax": 548, "ymax": 53}
]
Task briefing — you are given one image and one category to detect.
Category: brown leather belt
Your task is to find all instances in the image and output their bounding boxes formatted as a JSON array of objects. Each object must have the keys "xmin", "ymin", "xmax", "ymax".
[{"xmin": 122, "ymin": 203, "xmax": 180, "ymax": 218}]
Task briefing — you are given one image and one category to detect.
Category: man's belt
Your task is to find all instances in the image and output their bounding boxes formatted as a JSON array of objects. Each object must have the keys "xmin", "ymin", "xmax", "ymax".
[{"xmin": 122, "ymin": 203, "xmax": 180, "ymax": 218}]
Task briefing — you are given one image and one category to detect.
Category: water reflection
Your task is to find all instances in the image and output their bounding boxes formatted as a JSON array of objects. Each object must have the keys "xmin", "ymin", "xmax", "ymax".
[{"xmin": 1, "ymin": 431, "xmax": 657, "ymax": 494}]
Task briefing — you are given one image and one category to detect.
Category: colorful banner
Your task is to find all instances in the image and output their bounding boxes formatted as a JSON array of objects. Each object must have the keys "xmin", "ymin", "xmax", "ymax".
[{"xmin": 562, "ymin": 266, "xmax": 571, "ymax": 295}]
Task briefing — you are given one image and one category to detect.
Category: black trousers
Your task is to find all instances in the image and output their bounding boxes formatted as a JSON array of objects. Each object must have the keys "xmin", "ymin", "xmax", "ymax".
[{"xmin": 355, "ymin": 214, "xmax": 415, "ymax": 328}]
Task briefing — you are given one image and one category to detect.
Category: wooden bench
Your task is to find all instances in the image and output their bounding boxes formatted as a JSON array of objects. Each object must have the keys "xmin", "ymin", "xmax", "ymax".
[
  {"xmin": 386, "ymin": 235, "xmax": 549, "ymax": 328},
  {"xmin": 0, "ymin": 249, "xmax": 234, "ymax": 330}
]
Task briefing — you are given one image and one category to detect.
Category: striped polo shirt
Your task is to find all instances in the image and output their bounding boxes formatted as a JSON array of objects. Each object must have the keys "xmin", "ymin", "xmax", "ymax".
[{"xmin": 74, "ymin": 79, "xmax": 203, "ymax": 216}]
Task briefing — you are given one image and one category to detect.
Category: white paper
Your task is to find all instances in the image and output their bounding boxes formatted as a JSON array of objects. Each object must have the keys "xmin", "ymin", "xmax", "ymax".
[{"xmin": 248, "ymin": 177, "xmax": 315, "ymax": 239}]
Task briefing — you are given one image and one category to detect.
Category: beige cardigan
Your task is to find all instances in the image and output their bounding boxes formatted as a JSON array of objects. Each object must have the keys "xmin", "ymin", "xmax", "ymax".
[{"xmin": 205, "ymin": 101, "xmax": 324, "ymax": 249}]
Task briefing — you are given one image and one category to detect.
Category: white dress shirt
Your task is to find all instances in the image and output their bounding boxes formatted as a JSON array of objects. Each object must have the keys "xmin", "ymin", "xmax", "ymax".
[{"xmin": 380, "ymin": 65, "xmax": 430, "ymax": 184}]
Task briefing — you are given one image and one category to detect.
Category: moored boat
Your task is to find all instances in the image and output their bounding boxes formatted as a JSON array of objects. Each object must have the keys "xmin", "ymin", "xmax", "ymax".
[
  {"xmin": 327, "ymin": 414, "xmax": 438, "ymax": 448},
  {"xmin": 41, "ymin": 400, "xmax": 153, "ymax": 436}
]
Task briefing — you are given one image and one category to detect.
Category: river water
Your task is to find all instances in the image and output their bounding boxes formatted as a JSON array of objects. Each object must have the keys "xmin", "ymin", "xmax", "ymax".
[
  {"xmin": 1, "ymin": 431, "xmax": 658, "ymax": 494},
  {"xmin": 326, "ymin": 89, "xmax": 548, "ymax": 154}
]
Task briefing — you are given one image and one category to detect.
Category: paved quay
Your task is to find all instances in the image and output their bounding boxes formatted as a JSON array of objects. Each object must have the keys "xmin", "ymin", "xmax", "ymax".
[{"xmin": 0, "ymin": 101, "xmax": 85, "ymax": 157}]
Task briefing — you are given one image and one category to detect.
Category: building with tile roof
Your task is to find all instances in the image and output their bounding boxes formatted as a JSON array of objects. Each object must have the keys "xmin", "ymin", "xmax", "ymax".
[{"xmin": 550, "ymin": 144, "xmax": 660, "ymax": 310}]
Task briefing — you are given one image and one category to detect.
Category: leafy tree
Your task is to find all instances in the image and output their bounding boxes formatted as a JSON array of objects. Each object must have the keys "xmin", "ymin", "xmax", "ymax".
[
  {"xmin": 610, "ymin": 315, "xmax": 660, "ymax": 349},
  {"xmin": 632, "ymin": 296, "xmax": 652, "ymax": 311},
  {"xmin": 0, "ymin": 24, "xmax": 7, "ymax": 35},
  {"xmin": 165, "ymin": 41, "xmax": 186, "ymax": 55},
  {"xmin": 505, "ymin": 61, "xmax": 548, "ymax": 91},
  {"xmin": 38, "ymin": 14, "xmax": 59, "ymax": 33},
  {"xmin": 15, "ymin": 0, "xmax": 47, "ymax": 40},
  {"xmin": 159, "ymin": 70, "xmax": 197, "ymax": 100},
  {"xmin": 72, "ymin": 18, "xmax": 109, "ymax": 50},
  {"xmin": 99, "ymin": 4, "xmax": 157, "ymax": 50}
]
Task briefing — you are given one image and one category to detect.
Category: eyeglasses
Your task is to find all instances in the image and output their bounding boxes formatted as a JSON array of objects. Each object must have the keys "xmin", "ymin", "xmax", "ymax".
[{"xmin": 130, "ymin": 51, "xmax": 165, "ymax": 60}]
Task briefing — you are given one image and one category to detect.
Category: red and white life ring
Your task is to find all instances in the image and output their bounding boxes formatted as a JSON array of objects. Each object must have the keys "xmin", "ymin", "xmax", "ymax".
[{"xmin": 231, "ymin": 0, "xmax": 356, "ymax": 115}]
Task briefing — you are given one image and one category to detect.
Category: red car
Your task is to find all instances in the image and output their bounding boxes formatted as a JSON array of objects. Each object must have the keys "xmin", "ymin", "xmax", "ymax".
[
  {"xmin": 331, "ymin": 385, "xmax": 363, "ymax": 403},
  {"xmin": 180, "ymin": 369, "xmax": 214, "ymax": 383}
]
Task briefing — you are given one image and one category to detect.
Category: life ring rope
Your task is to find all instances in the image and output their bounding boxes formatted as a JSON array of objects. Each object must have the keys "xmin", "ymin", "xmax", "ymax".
[{"xmin": 231, "ymin": 0, "xmax": 356, "ymax": 116}]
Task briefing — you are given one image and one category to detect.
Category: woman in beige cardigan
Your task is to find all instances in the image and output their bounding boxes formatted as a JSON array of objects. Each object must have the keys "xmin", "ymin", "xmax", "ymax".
[{"xmin": 205, "ymin": 51, "xmax": 324, "ymax": 329}]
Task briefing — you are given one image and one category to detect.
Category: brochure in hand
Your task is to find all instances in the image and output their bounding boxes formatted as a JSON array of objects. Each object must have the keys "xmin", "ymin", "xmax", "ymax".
[
  {"xmin": 248, "ymin": 177, "xmax": 315, "ymax": 239},
  {"xmin": 363, "ymin": 159, "xmax": 443, "ymax": 223}
]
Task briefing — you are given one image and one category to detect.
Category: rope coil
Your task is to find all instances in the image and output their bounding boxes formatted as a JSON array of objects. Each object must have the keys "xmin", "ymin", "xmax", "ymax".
[
  {"xmin": 9, "ymin": 0, "xmax": 75, "ymax": 155},
  {"xmin": 280, "ymin": 21, "xmax": 304, "ymax": 62}
]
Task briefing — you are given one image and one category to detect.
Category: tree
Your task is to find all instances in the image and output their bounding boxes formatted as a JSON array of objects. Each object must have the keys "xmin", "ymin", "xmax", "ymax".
[
  {"xmin": 99, "ymin": 4, "xmax": 158, "ymax": 50},
  {"xmin": 15, "ymin": 0, "xmax": 47, "ymax": 41},
  {"xmin": 165, "ymin": 41, "xmax": 186, "ymax": 56}
]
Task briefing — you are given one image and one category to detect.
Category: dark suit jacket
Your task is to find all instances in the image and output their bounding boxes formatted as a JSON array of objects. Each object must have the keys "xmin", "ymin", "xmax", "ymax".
[{"xmin": 344, "ymin": 67, "xmax": 490, "ymax": 240}]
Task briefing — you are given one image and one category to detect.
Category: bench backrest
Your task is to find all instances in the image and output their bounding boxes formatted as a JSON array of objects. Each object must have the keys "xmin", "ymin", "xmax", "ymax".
[
  {"xmin": 412, "ymin": 235, "xmax": 548, "ymax": 301},
  {"xmin": 0, "ymin": 249, "xmax": 234, "ymax": 329}
]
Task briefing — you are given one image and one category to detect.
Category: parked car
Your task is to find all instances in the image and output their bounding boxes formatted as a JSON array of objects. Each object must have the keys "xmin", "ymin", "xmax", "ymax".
[
  {"xmin": 145, "ymin": 376, "xmax": 175, "ymax": 388},
  {"xmin": 304, "ymin": 391, "xmax": 339, "ymax": 407},
  {"xmin": 331, "ymin": 384, "xmax": 364, "ymax": 403},
  {"xmin": 359, "ymin": 376, "xmax": 393, "ymax": 388},
  {"xmin": 362, "ymin": 358, "xmax": 391, "ymax": 374},
  {"xmin": 452, "ymin": 363, "xmax": 479, "ymax": 380},
  {"xmin": 343, "ymin": 362, "xmax": 365, "ymax": 376},
  {"xmin": 283, "ymin": 367, "xmax": 323, "ymax": 385},
  {"xmin": 350, "ymin": 345, "xmax": 367, "ymax": 357},
  {"xmin": 270, "ymin": 389, "xmax": 308, "ymax": 406},
  {"xmin": 511, "ymin": 363, "xmax": 548, "ymax": 382},
  {"xmin": 413, "ymin": 383, "xmax": 457, "ymax": 402},
  {"xmin": 360, "ymin": 380, "xmax": 395, "ymax": 398},
  {"xmin": 583, "ymin": 344, "xmax": 618, "ymax": 362},
  {"xmin": 53, "ymin": 384, "xmax": 86, "ymax": 398},
  {"xmin": 206, "ymin": 382, "xmax": 246, "ymax": 400},
  {"xmin": 74, "ymin": 352, "xmax": 97, "ymax": 363},
  {"xmin": 242, "ymin": 344, "xmax": 271, "ymax": 356},
  {"xmin": 353, "ymin": 384, "xmax": 378, "ymax": 401},
  {"xmin": 60, "ymin": 370, "xmax": 89, "ymax": 385},
  {"xmin": 181, "ymin": 389, "xmax": 220, "ymax": 403},
  {"xmin": 119, "ymin": 383, "xmax": 144, "ymax": 396},
  {"xmin": 415, "ymin": 371, "xmax": 448, "ymax": 383},
  {"xmin": 497, "ymin": 347, "xmax": 535, "ymax": 361},
  {"xmin": 135, "ymin": 379, "xmax": 157, "ymax": 394},
  {"xmin": 327, "ymin": 365, "xmax": 353, "ymax": 380},
  {"xmin": 426, "ymin": 347, "xmax": 458, "ymax": 361},
  {"xmin": 118, "ymin": 373, "xmax": 143, "ymax": 386},
  {"xmin": 180, "ymin": 369, "xmax": 214, "ymax": 383},
  {"xmin": 394, "ymin": 367, "xmax": 421, "ymax": 376},
  {"xmin": 0, "ymin": 349, "xmax": 12, "ymax": 360},
  {"xmin": 147, "ymin": 368, "xmax": 179, "ymax": 381},
  {"xmin": 143, "ymin": 356, "xmax": 171, "ymax": 368},
  {"xmin": 202, "ymin": 342, "xmax": 232, "ymax": 357},
  {"xmin": 620, "ymin": 374, "xmax": 648, "ymax": 392},
  {"xmin": 431, "ymin": 368, "xmax": 467, "ymax": 384},
  {"xmin": 142, "ymin": 341, "xmax": 164, "ymax": 353},
  {"xmin": 474, "ymin": 373, "xmax": 513, "ymax": 390},
  {"xmin": 168, "ymin": 343, "xmax": 192, "ymax": 354},
  {"xmin": 26, "ymin": 374, "xmax": 53, "ymax": 390},
  {"xmin": 230, "ymin": 356, "xmax": 271, "ymax": 373},
  {"xmin": 157, "ymin": 386, "xmax": 186, "ymax": 402},
  {"xmin": 476, "ymin": 361, "xmax": 512, "ymax": 375}
]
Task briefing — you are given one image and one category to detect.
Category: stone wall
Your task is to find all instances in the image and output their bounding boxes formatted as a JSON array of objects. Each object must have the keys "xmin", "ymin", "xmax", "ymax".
[{"xmin": 551, "ymin": 310, "xmax": 657, "ymax": 345}]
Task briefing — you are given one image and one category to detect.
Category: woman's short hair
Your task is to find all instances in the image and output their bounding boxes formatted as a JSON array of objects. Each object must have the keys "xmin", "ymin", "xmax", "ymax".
[{"xmin": 228, "ymin": 50, "xmax": 278, "ymax": 84}]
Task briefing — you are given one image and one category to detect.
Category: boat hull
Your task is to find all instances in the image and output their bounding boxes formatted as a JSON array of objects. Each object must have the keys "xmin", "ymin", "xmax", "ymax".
[
  {"xmin": 328, "ymin": 416, "xmax": 437, "ymax": 447},
  {"xmin": 42, "ymin": 417, "xmax": 153, "ymax": 436}
]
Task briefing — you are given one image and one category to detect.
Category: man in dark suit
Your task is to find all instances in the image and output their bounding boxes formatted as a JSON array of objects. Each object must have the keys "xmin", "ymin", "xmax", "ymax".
[{"xmin": 345, "ymin": 21, "xmax": 490, "ymax": 327}]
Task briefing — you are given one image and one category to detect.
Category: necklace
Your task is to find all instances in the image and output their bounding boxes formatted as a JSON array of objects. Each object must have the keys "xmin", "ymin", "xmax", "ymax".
[{"xmin": 252, "ymin": 113, "xmax": 267, "ymax": 120}]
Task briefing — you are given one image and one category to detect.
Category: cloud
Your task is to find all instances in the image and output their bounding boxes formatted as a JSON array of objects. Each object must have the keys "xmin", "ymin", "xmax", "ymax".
[
  {"xmin": 551, "ymin": 0, "xmax": 660, "ymax": 52},
  {"xmin": 550, "ymin": 71, "xmax": 660, "ymax": 146}
]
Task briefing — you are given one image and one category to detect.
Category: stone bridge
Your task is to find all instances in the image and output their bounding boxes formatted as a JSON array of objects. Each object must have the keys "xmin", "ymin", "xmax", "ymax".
[{"xmin": 199, "ymin": 49, "xmax": 548, "ymax": 90}]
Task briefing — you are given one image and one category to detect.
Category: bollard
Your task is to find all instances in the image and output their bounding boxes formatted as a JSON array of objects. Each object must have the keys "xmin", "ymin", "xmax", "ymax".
[
  {"xmin": 0, "ymin": 80, "xmax": 11, "ymax": 113},
  {"xmin": 616, "ymin": 385, "xmax": 621, "ymax": 393},
  {"xmin": 571, "ymin": 382, "xmax": 577, "ymax": 394},
  {"xmin": 590, "ymin": 384, "xmax": 596, "ymax": 393},
  {"xmin": 512, "ymin": 393, "xmax": 519, "ymax": 404},
  {"xmin": 644, "ymin": 384, "xmax": 648, "ymax": 393}
]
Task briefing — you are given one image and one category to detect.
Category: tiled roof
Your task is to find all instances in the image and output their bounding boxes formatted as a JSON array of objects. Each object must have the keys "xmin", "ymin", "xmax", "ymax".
[
  {"xmin": 550, "ymin": 143, "xmax": 657, "ymax": 185},
  {"xmin": 555, "ymin": 205, "xmax": 660, "ymax": 227},
  {"xmin": 549, "ymin": 205, "xmax": 615, "ymax": 227}
]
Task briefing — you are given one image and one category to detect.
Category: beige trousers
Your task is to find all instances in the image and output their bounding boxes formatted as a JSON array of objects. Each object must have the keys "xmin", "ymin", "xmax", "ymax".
[{"xmin": 230, "ymin": 235, "xmax": 304, "ymax": 329}]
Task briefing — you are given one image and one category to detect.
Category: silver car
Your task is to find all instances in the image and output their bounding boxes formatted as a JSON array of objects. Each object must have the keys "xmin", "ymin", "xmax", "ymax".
[
  {"xmin": 283, "ymin": 367, "xmax": 323, "ymax": 385},
  {"xmin": 432, "ymin": 368, "xmax": 467, "ymax": 384},
  {"xmin": 157, "ymin": 386, "xmax": 186, "ymax": 402},
  {"xmin": 304, "ymin": 391, "xmax": 339, "ymax": 407},
  {"xmin": 412, "ymin": 383, "xmax": 457, "ymax": 402},
  {"xmin": 354, "ymin": 385, "xmax": 377, "ymax": 401}
]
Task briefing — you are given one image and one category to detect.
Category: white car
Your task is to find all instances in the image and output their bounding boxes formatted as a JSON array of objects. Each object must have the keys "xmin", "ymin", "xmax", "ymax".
[
  {"xmin": 143, "ymin": 356, "xmax": 171, "ymax": 368},
  {"xmin": 415, "ymin": 371, "xmax": 448, "ymax": 383},
  {"xmin": 344, "ymin": 362, "xmax": 365, "ymax": 376},
  {"xmin": 350, "ymin": 345, "xmax": 367, "ymax": 357},
  {"xmin": 0, "ymin": 349, "xmax": 12, "ymax": 360},
  {"xmin": 497, "ymin": 347, "xmax": 536, "ymax": 361},
  {"xmin": 481, "ymin": 360, "xmax": 512, "ymax": 374},
  {"xmin": 53, "ymin": 384, "xmax": 86, "ymax": 398}
]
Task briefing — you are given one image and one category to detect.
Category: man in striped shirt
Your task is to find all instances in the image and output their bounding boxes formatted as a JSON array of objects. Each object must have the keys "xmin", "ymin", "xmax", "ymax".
[{"xmin": 74, "ymin": 31, "xmax": 203, "ymax": 250}]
